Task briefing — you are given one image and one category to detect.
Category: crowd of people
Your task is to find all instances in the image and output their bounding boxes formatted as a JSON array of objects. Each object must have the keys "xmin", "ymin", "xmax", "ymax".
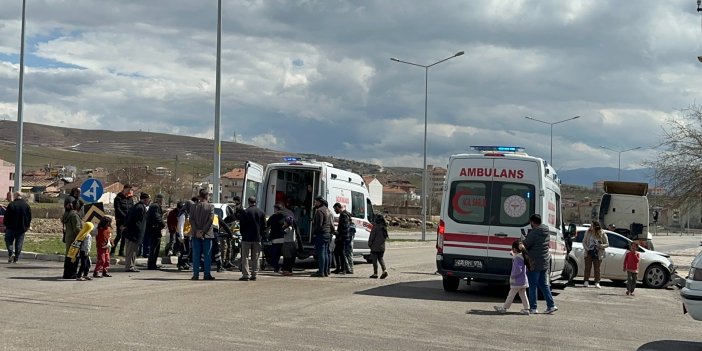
[{"xmin": 38, "ymin": 184, "xmax": 391, "ymax": 281}]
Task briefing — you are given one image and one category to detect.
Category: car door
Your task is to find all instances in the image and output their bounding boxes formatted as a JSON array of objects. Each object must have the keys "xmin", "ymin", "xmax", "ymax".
[
  {"xmin": 572, "ymin": 230, "xmax": 586, "ymax": 276},
  {"xmin": 603, "ymin": 232, "xmax": 630, "ymax": 279},
  {"xmin": 242, "ymin": 161, "xmax": 264, "ymax": 206}
]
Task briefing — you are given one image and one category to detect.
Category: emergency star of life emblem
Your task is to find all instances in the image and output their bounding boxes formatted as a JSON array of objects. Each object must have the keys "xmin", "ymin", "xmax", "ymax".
[{"xmin": 503, "ymin": 195, "xmax": 527, "ymax": 218}]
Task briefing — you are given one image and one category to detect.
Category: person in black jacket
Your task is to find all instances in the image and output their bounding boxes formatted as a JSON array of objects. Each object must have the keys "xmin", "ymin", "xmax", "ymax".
[
  {"xmin": 266, "ymin": 203, "xmax": 290, "ymax": 273},
  {"xmin": 4, "ymin": 192, "xmax": 32, "ymax": 263},
  {"xmin": 311, "ymin": 196, "xmax": 333, "ymax": 277},
  {"xmin": 146, "ymin": 194, "xmax": 166, "ymax": 270},
  {"xmin": 123, "ymin": 192, "xmax": 151, "ymax": 272},
  {"xmin": 238, "ymin": 196, "xmax": 266, "ymax": 281},
  {"xmin": 112, "ymin": 184, "xmax": 135, "ymax": 256},
  {"xmin": 332, "ymin": 203, "xmax": 353, "ymax": 274},
  {"xmin": 523, "ymin": 214, "xmax": 558, "ymax": 314}
]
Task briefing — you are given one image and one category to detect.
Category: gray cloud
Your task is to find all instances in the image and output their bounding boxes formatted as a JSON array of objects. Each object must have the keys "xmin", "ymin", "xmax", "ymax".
[{"xmin": 0, "ymin": 0, "xmax": 700, "ymax": 171}]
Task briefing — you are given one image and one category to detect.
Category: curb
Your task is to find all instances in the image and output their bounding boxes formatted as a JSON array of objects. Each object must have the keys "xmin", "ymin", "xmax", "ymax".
[{"xmin": 1, "ymin": 249, "xmax": 176, "ymax": 267}]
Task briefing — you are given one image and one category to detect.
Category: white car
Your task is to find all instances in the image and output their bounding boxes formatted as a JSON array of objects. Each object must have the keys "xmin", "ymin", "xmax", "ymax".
[
  {"xmin": 682, "ymin": 249, "xmax": 702, "ymax": 321},
  {"xmin": 568, "ymin": 227, "xmax": 675, "ymax": 289}
]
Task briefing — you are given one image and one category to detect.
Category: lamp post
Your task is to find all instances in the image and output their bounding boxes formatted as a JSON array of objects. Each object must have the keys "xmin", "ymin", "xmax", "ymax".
[
  {"xmin": 391, "ymin": 51, "xmax": 464, "ymax": 241},
  {"xmin": 13, "ymin": 0, "xmax": 27, "ymax": 196},
  {"xmin": 524, "ymin": 116, "xmax": 580, "ymax": 165},
  {"xmin": 599, "ymin": 146, "xmax": 642, "ymax": 180},
  {"xmin": 212, "ymin": 0, "xmax": 222, "ymax": 203}
]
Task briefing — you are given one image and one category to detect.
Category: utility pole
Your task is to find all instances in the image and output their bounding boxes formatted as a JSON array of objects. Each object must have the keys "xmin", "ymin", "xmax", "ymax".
[
  {"xmin": 212, "ymin": 0, "xmax": 223, "ymax": 203},
  {"xmin": 173, "ymin": 154, "xmax": 179, "ymax": 200},
  {"xmin": 13, "ymin": 0, "xmax": 27, "ymax": 196}
]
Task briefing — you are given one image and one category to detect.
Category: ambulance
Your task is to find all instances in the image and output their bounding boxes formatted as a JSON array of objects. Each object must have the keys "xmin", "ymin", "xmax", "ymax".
[
  {"xmin": 435, "ymin": 146, "xmax": 568, "ymax": 291},
  {"xmin": 241, "ymin": 158, "xmax": 375, "ymax": 261}
]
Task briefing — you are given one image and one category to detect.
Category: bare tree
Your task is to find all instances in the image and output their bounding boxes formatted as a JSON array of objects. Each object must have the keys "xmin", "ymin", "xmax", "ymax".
[{"xmin": 650, "ymin": 105, "xmax": 702, "ymax": 207}]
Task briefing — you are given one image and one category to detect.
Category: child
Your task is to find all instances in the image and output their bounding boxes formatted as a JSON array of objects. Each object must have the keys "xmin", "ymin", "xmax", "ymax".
[
  {"xmin": 623, "ymin": 242, "xmax": 641, "ymax": 296},
  {"xmin": 93, "ymin": 216, "xmax": 114, "ymax": 278},
  {"xmin": 494, "ymin": 240, "xmax": 531, "ymax": 315},
  {"xmin": 77, "ymin": 229, "xmax": 93, "ymax": 281}
]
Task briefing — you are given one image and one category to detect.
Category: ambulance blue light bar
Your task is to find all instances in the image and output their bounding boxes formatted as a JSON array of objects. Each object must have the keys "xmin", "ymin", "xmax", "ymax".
[
  {"xmin": 470, "ymin": 146, "xmax": 525, "ymax": 153},
  {"xmin": 282, "ymin": 157, "xmax": 301, "ymax": 162}
]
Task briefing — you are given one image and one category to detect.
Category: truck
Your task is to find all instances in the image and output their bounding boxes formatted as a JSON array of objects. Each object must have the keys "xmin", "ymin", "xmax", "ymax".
[{"xmin": 597, "ymin": 181, "xmax": 655, "ymax": 250}]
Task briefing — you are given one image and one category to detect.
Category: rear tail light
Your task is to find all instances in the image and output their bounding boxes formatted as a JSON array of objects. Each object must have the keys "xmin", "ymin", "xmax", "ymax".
[
  {"xmin": 689, "ymin": 268, "xmax": 702, "ymax": 281},
  {"xmin": 436, "ymin": 219, "xmax": 445, "ymax": 253}
]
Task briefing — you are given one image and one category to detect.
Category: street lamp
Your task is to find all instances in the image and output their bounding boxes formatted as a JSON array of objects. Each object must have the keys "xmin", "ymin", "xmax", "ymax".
[
  {"xmin": 14, "ymin": 0, "xmax": 27, "ymax": 196},
  {"xmin": 391, "ymin": 51, "xmax": 463, "ymax": 241},
  {"xmin": 599, "ymin": 146, "xmax": 642, "ymax": 180},
  {"xmin": 524, "ymin": 116, "xmax": 580, "ymax": 165},
  {"xmin": 212, "ymin": 0, "xmax": 222, "ymax": 203}
]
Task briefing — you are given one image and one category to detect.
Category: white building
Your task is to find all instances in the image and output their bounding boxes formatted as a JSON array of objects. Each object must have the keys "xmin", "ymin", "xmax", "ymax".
[{"xmin": 363, "ymin": 175, "xmax": 383, "ymax": 205}]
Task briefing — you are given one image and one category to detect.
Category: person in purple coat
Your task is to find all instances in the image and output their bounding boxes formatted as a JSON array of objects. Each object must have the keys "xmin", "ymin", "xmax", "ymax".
[{"xmin": 494, "ymin": 240, "xmax": 532, "ymax": 315}]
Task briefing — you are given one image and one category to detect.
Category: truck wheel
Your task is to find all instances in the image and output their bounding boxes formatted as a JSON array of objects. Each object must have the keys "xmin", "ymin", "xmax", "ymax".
[
  {"xmin": 442, "ymin": 276, "xmax": 460, "ymax": 292},
  {"xmin": 643, "ymin": 264, "xmax": 669, "ymax": 289}
]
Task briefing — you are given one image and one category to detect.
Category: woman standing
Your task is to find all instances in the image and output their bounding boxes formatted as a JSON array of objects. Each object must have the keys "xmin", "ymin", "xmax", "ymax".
[
  {"xmin": 583, "ymin": 221, "xmax": 609, "ymax": 288},
  {"xmin": 368, "ymin": 215, "xmax": 389, "ymax": 279}
]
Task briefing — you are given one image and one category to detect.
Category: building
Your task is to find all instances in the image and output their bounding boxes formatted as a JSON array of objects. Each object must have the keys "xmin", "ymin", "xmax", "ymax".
[
  {"xmin": 221, "ymin": 168, "xmax": 245, "ymax": 202},
  {"xmin": 363, "ymin": 175, "xmax": 383, "ymax": 205},
  {"xmin": 592, "ymin": 180, "xmax": 605, "ymax": 192},
  {"xmin": 154, "ymin": 167, "xmax": 171, "ymax": 177},
  {"xmin": 383, "ymin": 186, "xmax": 413, "ymax": 207},
  {"xmin": 650, "ymin": 186, "xmax": 666, "ymax": 196},
  {"xmin": 0, "ymin": 159, "xmax": 14, "ymax": 199}
]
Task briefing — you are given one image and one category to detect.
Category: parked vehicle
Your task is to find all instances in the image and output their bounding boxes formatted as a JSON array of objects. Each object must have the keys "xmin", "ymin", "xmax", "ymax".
[
  {"xmin": 598, "ymin": 181, "xmax": 654, "ymax": 250},
  {"xmin": 0, "ymin": 204, "xmax": 5, "ymax": 233},
  {"xmin": 241, "ymin": 158, "xmax": 375, "ymax": 261},
  {"xmin": 568, "ymin": 227, "xmax": 675, "ymax": 289},
  {"xmin": 682, "ymin": 249, "xmax": 702, "ymax": 321},
  {"xmin": 435, "ymin": 146, "xmax": 568, "ymax": 292}
]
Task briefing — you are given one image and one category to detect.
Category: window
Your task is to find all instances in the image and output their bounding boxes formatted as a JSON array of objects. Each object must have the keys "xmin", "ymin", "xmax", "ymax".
[
  {"xmin": 350, "ymin": 191, "xmax": 365, "ymax": 219},
  {"xmin": 366, "ymin": 198, "xmax": 375, "ymax": 221},
  {"xmin": 448, "ymin": 181, "xmax": 535, "ymax": 227},
  {"xmin": 9, "ymin": 173, "xmax": 14, "ymax": 181},
  {"xmin": 245, "ymin": 180, "xmax": 260, "ymax": 202},
  {"xmin": 555, "ymin": 193, "xmax": 562, "ymax": 227},
  {"xmin": 607, "ymin": 233, "xmax": 630, "ymax": 250}
]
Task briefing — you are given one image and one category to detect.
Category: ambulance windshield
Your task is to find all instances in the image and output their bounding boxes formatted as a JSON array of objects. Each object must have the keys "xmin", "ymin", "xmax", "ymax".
[{"xmin": 448, "ymin": 180, "xmax": 535, "ymax": 227}]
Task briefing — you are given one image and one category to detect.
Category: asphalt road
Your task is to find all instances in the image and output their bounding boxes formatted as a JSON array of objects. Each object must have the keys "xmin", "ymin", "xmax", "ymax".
[{"xmin": 1, "ymin": 241, "xmax": 701, "ymax": 351}]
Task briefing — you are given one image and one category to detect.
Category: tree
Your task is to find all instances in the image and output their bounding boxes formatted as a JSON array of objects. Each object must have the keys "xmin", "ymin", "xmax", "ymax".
[{"xmin": 651, "ymin": 105, "xmax": 702, "ymax": 207}]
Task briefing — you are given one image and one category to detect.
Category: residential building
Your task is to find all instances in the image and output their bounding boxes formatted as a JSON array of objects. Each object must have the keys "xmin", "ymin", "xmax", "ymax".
[
  {"xmin": 0, "ymin": 159, "xmax": 14, "ymax": 199},
  {"xmin": 154, "ymin": 167, "xmax": 171, "ymax": 177},
  {"xmin": 383, "ymin": 186, "xmax": 413, "ymax": 207},
  {"xmin": 592, "ymin": 180, "xmax": 605, "ymax": 192},
  {"xmin": 650, "ymin": 186, "xmax": 666, "ymax": 196},
  {"xmin": 363, "ymin": 175, "xmax": 383, "ymax": 206},
  {"xmin": 221, "ymin": 168, "xmax": 245, "ymax": 202},
  {"xmin": 427, "ymin": 165, "xmax": 447, "ymax": 195}
]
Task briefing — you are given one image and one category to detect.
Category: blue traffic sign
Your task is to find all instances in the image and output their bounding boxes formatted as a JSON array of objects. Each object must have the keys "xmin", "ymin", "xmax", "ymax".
[{"xmin": 80, "ymin": 178, "xmax": 104, "ymax": 204}]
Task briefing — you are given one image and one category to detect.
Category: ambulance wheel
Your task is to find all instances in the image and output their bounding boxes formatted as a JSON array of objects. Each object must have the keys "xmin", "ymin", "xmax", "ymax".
[{"xmin": 442, "ymin": 276, "xmax": 460, "ymax": 292}]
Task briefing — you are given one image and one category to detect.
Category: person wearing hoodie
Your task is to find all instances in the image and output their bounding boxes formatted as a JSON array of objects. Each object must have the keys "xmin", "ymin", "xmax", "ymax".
[
  {"xmin": 61, "ymin": 200, "xmax": 83, "ymax": 279},
  {"xmin": 368, "ymin": 214, "xmax": 389, "ymax": 279},
  {"xmin": 522, "ymin": 214, "xmax": 558, "ymax": 314},
  {"xmin": 112, "ymin": 184, "xmax": 135, "ymax": 256}
]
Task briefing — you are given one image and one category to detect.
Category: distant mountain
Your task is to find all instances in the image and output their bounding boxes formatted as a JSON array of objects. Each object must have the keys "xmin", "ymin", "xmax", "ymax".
[{"xmin": 559, "ymin": 167, "xmax": 655, "ymax": 187}]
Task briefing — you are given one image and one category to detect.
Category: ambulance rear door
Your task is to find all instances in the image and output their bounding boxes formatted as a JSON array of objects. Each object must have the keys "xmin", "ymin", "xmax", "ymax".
[
  {"xmin": 487, "ymin": 158, "xmax": 539, "ymax": 276},
  {"xmin": 242, "ymin": 161, "xmax": 264, "ymax": 207},
  {"xmin": 443, "ymin": 156, "xmax": 494, "ymax": 272}
]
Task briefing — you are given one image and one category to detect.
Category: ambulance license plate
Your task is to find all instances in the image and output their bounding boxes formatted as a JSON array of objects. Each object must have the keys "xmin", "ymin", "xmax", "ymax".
[{"xmin": 455, "ymin": 259, "xmax": 483, "ymax": 269}]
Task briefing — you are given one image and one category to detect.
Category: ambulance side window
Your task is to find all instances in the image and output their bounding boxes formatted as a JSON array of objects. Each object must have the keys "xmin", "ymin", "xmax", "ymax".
[
  {"xmin": 448, "ymin": 181, "xmax": 489, "ymax": 225},
  {"xmin": 350, "ymin": 191, "xmax": 365, "ymax": 219},
  {"xmin": 555, "ymin": 193, "xmax": 562, "ymax": 228},
  {"xmin": 497, "ymin": 183, "xmax": 535, "ymax": 227},
  {"xmin": 366, "ymin": 198, "xmax": 375, "ymax": 221}
]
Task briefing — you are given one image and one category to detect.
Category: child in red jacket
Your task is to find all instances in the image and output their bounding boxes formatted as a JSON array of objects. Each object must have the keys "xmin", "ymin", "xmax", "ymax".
[
  {"xmin": 93, "ymin": 216, "xmax": 114, "ymax": 278},
  {"xmin": 623, "ymin": 242, "xmax": 641, "ymax": 296}
]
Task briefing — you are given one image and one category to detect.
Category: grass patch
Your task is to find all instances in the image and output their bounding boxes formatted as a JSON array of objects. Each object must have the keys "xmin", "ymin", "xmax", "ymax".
[{"xmin": 2, "ymin": 234, "xmax": 97, "ymax": 256}]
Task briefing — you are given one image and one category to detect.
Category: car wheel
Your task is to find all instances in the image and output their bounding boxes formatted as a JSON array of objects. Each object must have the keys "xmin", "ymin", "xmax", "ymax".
[
  {"xmin": 561, "ymin": 259, "xmax": 576, "ymax": 285},
  {"xmin": 442, "ymin": 276, "xmax": 460, "ymax": 292},
  {"xmin": 643, "ymin": 264, "xmax": 669, "ymax": 289}
]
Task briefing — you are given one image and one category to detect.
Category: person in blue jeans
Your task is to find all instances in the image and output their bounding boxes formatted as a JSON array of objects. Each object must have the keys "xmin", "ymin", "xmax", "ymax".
[
  {"xmin": 190, "ymin": 237, "xmax": 213, "ymax": 279},
  {"xmin": 522, "ymin": 214, "xmax": 558, "ymax": 314},
  {"xmin": 4, "ymin": 192, "xmax": 32, "ymax": 264},
  {"xmin": 189, "ymin": 189, "xmax": 216, "ymax": 281},
  {"xmin": 311, "ymin": 196, "xmax": 333, "ymax": 277}
]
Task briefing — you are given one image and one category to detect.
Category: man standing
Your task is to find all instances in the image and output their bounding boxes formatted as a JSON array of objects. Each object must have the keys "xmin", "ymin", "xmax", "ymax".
[
  {"xmin": 112, "ymin": 184, "xmax": 135, "ymax": 256},
  {"xmin": 146, "ymin": 194, "xmax": 166, "ymax": 270},
  {"xmin": 190, "ymin": 189, "xmax": 215, "ymax": 280},
  {"xmin": 523, "ymin": 214, "xmax": 558, "ymax": 314},
  {"xmin": 239, "ymin": 196, "xmax": 265, "ymax": 281},
  {"xmin": 266, "ymin": 203, "xmax": 290, "ymax": 273},
  {"xmin": 311, "ymin": 196, "xmax": 333, "ymax": 277},
  {"xmin": 332, "ymin": 203, "xmax": 354, "ymax": 274},
  {"xmin": 61, "ymin": 200, "xmax": 82, "ymax": 279},
  {"xmin": 123, "ymin": 193, "xmax": 150, "ymax": 273},
  {"xmin": 4, "ymin": 192, "xmax": 32, "ymax": 263}
]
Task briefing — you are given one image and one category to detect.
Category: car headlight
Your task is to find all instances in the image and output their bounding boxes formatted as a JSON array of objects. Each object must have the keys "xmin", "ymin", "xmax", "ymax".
[{"xmin": 688, "ymin": 267, "xmax": 702, "ymax": 281}]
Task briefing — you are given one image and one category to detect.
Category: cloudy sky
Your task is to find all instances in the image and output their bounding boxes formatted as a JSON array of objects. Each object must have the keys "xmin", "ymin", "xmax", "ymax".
[{"xmin": 0, "ymin": 0, "xmax": 701, "ymax": 171}]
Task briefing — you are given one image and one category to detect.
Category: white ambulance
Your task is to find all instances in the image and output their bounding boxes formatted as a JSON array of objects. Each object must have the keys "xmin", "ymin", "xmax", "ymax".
[
  {"xmin": 241, "ymin": 158, "xmax": 375, "ymax": 260},
  {"xmin": 436, "ymin": 146, "xmax": 568, "ymax": 291}
]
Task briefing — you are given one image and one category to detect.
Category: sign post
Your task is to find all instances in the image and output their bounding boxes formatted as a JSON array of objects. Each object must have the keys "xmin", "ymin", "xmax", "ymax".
[{"xmin": 80, "ymin": 179, "xmax": 104, "ymax": 204}]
